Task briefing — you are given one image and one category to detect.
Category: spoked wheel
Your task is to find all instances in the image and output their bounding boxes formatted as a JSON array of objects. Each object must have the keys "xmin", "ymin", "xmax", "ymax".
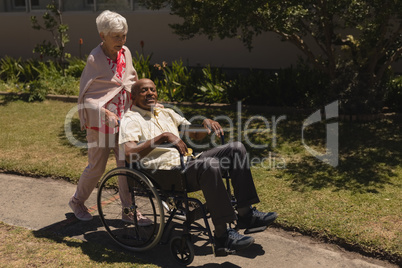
[
  {"xmin": 162, "ymin": 199, "xmax": 187, "ymax": 221},
  {"xmin": 162, "ymin": 191, "xmax": 207, "ymax": 223},
  {"xmin": 170, "ymin": 235, "xmax": 195, "ymax": 266},
  {"xmin": 97, "ymin": 167, "xmax": 164, "ymax": 252}
]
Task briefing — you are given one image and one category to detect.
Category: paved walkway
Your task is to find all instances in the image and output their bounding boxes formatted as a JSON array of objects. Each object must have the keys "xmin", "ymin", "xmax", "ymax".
[{"xmin": 0, "ymin": 173, "xmax": 397, "ymax": 268}]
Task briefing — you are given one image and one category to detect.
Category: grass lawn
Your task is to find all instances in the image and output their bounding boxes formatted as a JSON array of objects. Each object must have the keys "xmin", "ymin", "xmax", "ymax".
[
  {"xmin": 0, "ymin": 222, "xmax": 158, "ymax": 268},
  {"xmin": 0, "ymin": 97, "xmax": 401, "ymax": 265}
]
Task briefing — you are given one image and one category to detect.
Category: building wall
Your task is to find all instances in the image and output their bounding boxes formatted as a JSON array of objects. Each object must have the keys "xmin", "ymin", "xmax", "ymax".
[
  {"xmin": 0, "ymin": 10, "xmax": 301, "ymax": 69},
  {"xmin": 0, "ymin": 9, "xmax": 400, "ymax": 72}
]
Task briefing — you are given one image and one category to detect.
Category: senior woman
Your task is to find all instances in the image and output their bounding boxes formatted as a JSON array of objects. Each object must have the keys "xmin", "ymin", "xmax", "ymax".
[{"xmin": 69, "ymin": 10, "xmax": 151, "ymax": 226}]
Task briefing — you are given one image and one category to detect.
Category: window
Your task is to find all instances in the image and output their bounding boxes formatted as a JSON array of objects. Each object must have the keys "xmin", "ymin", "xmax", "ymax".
[
  {"xmin": 62, "ymin": 0, "xmax": 93, "ymax": 11},
  {"xmin": 7, "ymin": 0, "xmax": 46, "ymax": 12},
  {"xmin": 81, "ymin": 0, "xmax": 150, "ymax": 12},
  {"xmin": 13, "ymin": 0, "xmax": 39, "ymax": 7},
  {"xmin": 94, "ymin": 0, "xmax": 131, "ymax": 11},
  {"xmin": 14, "ymin": 0, "xmax": 26, "ymax": 6},
  {"xmin": 31, "ymin": 0, "xmax": 54, "ymax": 10},
  {"xmin": 1, "ymin": 0, "xmax": 154, "ymax": 12},
  {"xmin": 64, "ymin": 0, "xmax": 132, "ymax": 11}
]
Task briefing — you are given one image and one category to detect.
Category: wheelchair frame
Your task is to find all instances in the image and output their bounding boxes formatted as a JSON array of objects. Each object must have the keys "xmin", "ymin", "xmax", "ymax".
[{"xmin": 97, "ymin": 133, "xmax": 236, "ymax": 265}]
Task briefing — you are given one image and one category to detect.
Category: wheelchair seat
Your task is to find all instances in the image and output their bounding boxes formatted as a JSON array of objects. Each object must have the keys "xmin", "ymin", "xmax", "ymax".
[
  {"xmin": 97, "ymin": 163, "xmax": 214, "ymax": 266},
  {"xmin": 137, "ymin": 168, "xmax": 187, "ymax": 193}
]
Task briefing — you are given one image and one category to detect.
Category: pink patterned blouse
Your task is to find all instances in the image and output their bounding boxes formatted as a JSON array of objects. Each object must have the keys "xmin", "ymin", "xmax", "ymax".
[{"xmin": 90, "ymin": 48, "xmax": 130, "ymax": 134}]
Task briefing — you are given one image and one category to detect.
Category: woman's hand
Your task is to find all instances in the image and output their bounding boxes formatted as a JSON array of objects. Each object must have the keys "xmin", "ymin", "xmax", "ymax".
[
  {"xmin": 202, "ymin": 119, "xmax": 223, "ymax": 137},
  {"xmin": 104, "ymin": 109, "xmax": 119, "ymax": 127}
]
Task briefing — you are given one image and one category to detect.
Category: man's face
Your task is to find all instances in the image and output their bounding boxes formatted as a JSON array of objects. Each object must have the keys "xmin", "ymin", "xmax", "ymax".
[{"xmin": 132, "ymin": 80, "xmax": 158, "ymax": 110}]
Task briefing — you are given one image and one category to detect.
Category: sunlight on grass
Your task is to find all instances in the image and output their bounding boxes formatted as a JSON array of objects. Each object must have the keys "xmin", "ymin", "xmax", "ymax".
[
  {"xmin": 0, "ymin": 222, "xmax": 158, "ymax": 267},
  {"xmin": 0, "ymin": 98, "xmax": 401, "ymax": 263},
  {"xmin": 0, "ymin": 99, "xmax": 116, "ymax": 180}
]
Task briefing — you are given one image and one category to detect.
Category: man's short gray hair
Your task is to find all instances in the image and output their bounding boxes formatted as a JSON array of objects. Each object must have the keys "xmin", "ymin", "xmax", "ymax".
[{"xmin": 96, "ymin": 10, "xmax": 128, "ymax": 36}]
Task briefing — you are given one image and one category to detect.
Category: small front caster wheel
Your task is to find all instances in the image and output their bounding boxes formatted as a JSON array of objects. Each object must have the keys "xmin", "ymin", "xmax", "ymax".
[{"xmin": 169, "ymin": 236, "xmax": 195, "ymax": 266}]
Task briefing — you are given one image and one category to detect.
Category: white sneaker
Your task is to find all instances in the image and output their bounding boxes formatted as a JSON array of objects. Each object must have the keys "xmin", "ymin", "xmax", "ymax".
[
  {"xmin": 68, "ymin": 198, "xmax": 93, "ymax": 221},
  {"xmin": 122, "ymin": 211, "xmax": 153, "ymax": 226}
]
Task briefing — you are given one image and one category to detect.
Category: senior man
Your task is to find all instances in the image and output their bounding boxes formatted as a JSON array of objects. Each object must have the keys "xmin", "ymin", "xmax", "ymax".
[{"xmin": 119, "ymin": 78, "xmax": 277, "ymax": 251}]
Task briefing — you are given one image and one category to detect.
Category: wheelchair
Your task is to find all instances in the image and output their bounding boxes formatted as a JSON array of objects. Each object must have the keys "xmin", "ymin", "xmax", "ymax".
[{"xmin": 97, "ymin": 129, "xmax": 268, "ymax": 265}]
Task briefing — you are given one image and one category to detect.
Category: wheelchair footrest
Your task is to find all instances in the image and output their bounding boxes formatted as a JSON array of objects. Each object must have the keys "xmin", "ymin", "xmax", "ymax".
[
  {"xmin": 214, "ymin": 247, "xmax": 236, "ymax": 257},
  {"xmin": 244, "ymin": 225, "xmax": 267, "ymax": 234}
]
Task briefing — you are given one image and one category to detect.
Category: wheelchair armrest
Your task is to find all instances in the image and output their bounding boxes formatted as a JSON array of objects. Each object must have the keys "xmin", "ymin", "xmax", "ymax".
[
  {"xmin": 179, "ymin": 124, "xmax": 207, "ymax": 133},
  {"xmin": 133, "ymin": 124, "xmax": 225, "ymax": 171},
  {"xmin": 135, "ymin": 142, "xmax": 188, "ymax": 171}
]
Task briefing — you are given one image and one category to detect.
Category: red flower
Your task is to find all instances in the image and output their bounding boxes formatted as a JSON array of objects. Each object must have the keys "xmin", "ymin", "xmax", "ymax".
[{"xmin": 79, "ymin": 38, "xmax": 83, "ymax": 45}]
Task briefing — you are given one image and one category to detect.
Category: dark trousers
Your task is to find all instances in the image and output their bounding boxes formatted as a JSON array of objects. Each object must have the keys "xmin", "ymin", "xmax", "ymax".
[{"xmin": 183, "ymin": 141, "xmax": 260, "ymax": 226}]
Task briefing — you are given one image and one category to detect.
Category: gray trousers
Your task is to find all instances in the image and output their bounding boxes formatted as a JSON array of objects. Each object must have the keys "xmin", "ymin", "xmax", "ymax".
[{"xmin": 183, "ymin": 141, "xmax": 260, "ymax": 226}]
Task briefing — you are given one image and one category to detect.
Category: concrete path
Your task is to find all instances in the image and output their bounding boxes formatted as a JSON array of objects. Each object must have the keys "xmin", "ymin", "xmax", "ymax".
[{"xmin": 0, "ymin": 173, "xmax": 397, "ymax": 268}]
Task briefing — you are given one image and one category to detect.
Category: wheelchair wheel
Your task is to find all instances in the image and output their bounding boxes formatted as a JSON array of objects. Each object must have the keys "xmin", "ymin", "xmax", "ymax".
[
  {"xmin": 97, "ymin": 167, "xmax": 164, "ymax": 252},
  {"xmin": 170, "ymin": 235, "xmax": 195, "ymax": 266}
]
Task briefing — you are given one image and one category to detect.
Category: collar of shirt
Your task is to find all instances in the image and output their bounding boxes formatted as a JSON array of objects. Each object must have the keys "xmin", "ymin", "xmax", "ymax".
[{"xmin": 131, "ymin": 105, "xmax": 160, "ymax": 117}]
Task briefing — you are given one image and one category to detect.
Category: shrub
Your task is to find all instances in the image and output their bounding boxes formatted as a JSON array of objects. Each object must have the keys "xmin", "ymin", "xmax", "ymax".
[
  {"xmin": 226, "ymin": 62, "xmax": 330, "ymax": 108},
  {"xmin": 384, "ymin": 75, "xmax": 402, "ymax": 113},
  {"xmin": 65, "ymin": 57, "xmax": 86, "ymax": 78},
  {"xmin": 133, "ymin": 52, "xmax": 155, "ymax": 79},
  {"xmin": 152, "ymin": 60, "xmax": 194, "ymax": 102},
  {"xmin": 0, "ymin": 56, "xmax": 25, "ymax": 83},
  {"xmin": 0, "ymin": 54, "xmax": 400, "ymax": 110},
  {"xmin": 0, "ymin": 57, "xmax": 79, "ymax": 101},
  {"xmin": 193, "ymin": 65, "xmax": 229, "ymax": 103}
]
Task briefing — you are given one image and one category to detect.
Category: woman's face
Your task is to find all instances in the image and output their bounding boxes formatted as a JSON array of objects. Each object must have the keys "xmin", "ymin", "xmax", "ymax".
[{"xmin": 101, "ymin": 31, "xmax": 127, "ymax": 55}]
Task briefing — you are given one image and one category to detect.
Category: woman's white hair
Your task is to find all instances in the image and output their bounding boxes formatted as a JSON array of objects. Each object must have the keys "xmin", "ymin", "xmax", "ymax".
[{"xmin": 96, "ymin": 10, "xmax": 128, "ymax": 36}]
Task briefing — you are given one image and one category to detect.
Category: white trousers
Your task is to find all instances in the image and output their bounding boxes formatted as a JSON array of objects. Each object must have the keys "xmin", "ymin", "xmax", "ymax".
[{"xmin": 72, "ymin": 129, "xmax": 130, "ymax": 206}]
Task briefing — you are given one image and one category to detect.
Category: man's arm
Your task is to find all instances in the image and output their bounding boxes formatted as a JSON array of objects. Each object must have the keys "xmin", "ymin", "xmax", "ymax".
[
  {"xmin": 124, "ymin": 132, "xmax": 189, "ymax": 162},
  {"xmin": 187, "ymin": 119, "xmax": 224, "ymax": 140}
]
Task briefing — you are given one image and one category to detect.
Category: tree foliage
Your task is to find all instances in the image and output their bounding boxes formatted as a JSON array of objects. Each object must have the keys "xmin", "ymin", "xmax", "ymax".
[
  {"xmin": 31, "ymin": 2, "xmax": 70, "ymax": 66},
  {"xmin": 139, "ymin": 0, "xmax": 402, "ymax": 112}
]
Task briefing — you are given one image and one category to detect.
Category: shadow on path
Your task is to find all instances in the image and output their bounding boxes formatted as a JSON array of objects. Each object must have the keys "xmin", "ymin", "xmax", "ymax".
[{"xmin": 33, "ymin": 213, "xmax": 265, "ymax": 267}]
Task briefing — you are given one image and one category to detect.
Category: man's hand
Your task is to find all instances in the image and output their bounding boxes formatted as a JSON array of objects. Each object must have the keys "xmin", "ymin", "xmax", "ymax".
[
  {"xmin": 202, "ymin": 119, "xmax": 223, "ymax": 137},
  {"xmin": 164, "ymin": 132, "xmax": 188, "ymax": 155}
]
